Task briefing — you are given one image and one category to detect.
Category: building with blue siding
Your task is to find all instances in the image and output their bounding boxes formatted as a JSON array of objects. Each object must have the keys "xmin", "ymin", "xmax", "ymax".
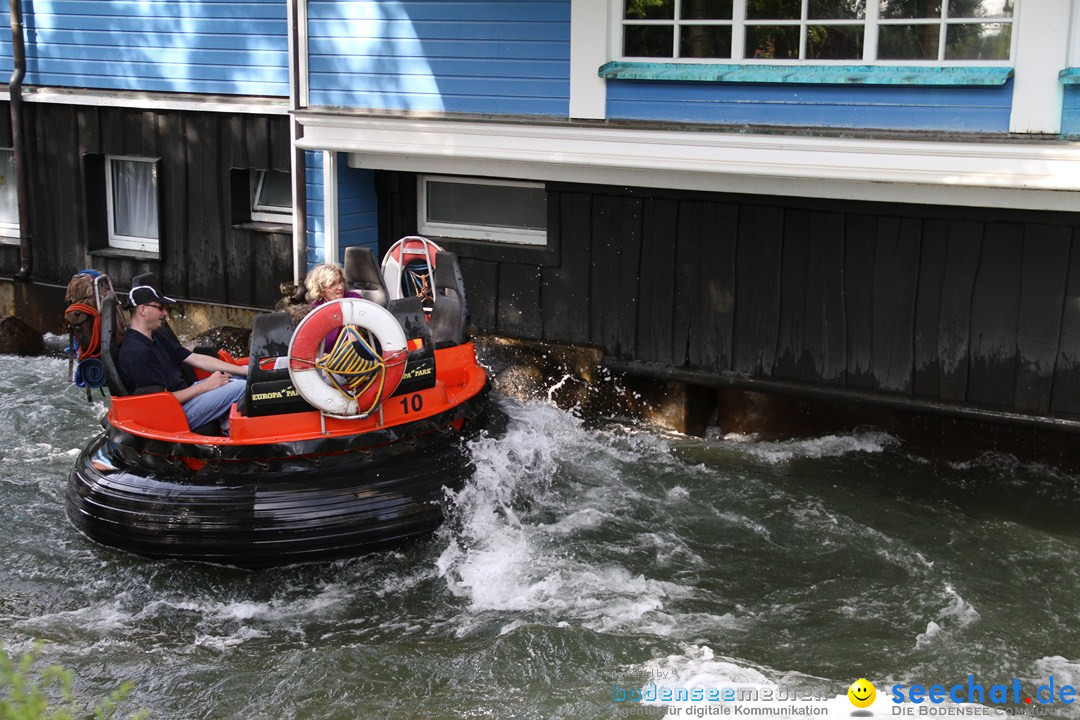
[
  {"xmin": 0, "ymin": 0, "xmax": 297, "ymax": 307},
  {"xmin": 293, "ymin": 0, "xmax": 1080, "ymax": 428},
  {"xmin": 5, "ymin": 0, "xmax": 1080, "ymax": 429}
]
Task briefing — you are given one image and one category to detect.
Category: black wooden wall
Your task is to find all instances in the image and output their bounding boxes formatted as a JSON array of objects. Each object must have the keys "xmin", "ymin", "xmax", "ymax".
[
  {"xmin": 0, "ymin": 102, "xmax": 292, "ymax": 308},
  {"xmin": 379, "ymin": 172, "xmax": 1080, "ymax": 419}
]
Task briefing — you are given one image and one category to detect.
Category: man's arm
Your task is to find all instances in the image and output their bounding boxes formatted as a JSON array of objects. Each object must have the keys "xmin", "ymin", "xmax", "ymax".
[
  {"xmin": 168, "ymin": 354, "xmax": 249, "ymax": 405},
  {"xmin": 183, "ymin": 352, "xmax": 250, "ymax": 377}
]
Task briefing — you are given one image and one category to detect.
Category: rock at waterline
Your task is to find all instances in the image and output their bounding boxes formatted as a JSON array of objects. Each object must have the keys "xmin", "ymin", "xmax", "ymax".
[
  {"xmin": 191, "ymin": 326, "xmax": 252, "ymax": 358},
  {"xmin": 0, "ymin": 316, "xmax": 44, "ymax": 356}
]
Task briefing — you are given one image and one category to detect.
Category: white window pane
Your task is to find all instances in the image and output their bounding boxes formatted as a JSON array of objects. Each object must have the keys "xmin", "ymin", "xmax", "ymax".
[
  {"xmin": 809, "ymin": 0, "xmax": 865, "ymax": 19},
  {"xmin": 949, "ymin": 0, "xmax": 1013, "ymax": 18},
  {"xmin": 427, "ymin": 181, "xmax": 546, "ymax": 231},
  {"xmin": 880, "ymin": 0, "xmax": 941, "ymax": 19},
  {"xmin": 111, "ymin": 159, "xmax": 158, "ymax": 240},
  {"xmin": 618, "ymin": 0, "xmax": 1014, "ymax": 64},
  {"xmin": 681, "ymin": 25, "xmax": 734, "ymax": 57},
  {"xmin": 746, "ymin": 25, "xmax": 801, "ymax": 58},
  {"xmin": 807, "ymin": 24, "xmax": 865, "ymax": 58},
  {"xmin": 878, "ymin": 23, "xmax": 940, "ymax": 58},
  {"xmin": 255, "ymin": 170, "xmax": 292, "ymax": 210},
  {"xmin": 419, "ymin": 176, "xmax": 547, "ymax": 245},
  {"xmin": 624, "ymin": 24, "xmax": 675, "ymax": 56},
  {"xmin": 944, "ymin": 21, "xmax": 1010, "ymax": 59},
  {"xmin": 0, "ymin": 150, "xmax": 18, "ymax": 227},
  {"xmin": 625, "ymin": 0, "xmax": 674, "ymax": 19},
  {"xmin": 747, "ymin": 0, "xmax": 801, "ymax": 20},
  {"xmin": 683, "ymin": 0, "xmax": 734, "ymax": 19}
]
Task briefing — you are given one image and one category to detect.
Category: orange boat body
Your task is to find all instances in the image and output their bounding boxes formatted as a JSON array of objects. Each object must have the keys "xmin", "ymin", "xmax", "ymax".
[{"xmin": 107, "ymin": 343, "xmax": 485, "ymax": 449}]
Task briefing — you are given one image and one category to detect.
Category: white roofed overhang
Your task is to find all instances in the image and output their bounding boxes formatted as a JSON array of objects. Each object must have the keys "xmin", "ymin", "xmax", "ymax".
[{"xmin": 295, "ymin": 112, "xmax": 1080, "ymax": 213}]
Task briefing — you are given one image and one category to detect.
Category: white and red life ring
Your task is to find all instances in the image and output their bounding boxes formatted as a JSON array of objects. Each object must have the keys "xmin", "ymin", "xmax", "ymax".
[
  {"xmin": 288, "ymin": 298, "xmax": 408, "ymax": 417},
  {"xmin": 382, "ymin": 235, "xmax": 443, "ymax": 311}
]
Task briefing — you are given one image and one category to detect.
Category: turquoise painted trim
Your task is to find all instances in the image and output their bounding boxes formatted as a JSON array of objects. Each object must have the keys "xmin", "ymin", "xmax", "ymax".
[
  {"xmin": 598, "ymin": 62, "xmax": 1013, "ymax": 86},
  {"xmin": 1059, "ymin": 68, "xmax": 1080, "ymax": 85}
]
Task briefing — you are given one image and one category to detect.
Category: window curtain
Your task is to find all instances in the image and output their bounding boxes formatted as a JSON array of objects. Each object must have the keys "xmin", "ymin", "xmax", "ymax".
[
  {"xmin": 111, "ymin": 159, "xmax": 158, "ymax": 239},
  {"xmin": 0, "ymin": 150, "xmax": 18, "ymax": 227}
]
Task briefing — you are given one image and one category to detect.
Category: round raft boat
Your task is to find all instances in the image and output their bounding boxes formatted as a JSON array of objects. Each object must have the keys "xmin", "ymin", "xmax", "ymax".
[{"xmin": 66, "ymin": 244, "xmax": 493, "ymax": 568}]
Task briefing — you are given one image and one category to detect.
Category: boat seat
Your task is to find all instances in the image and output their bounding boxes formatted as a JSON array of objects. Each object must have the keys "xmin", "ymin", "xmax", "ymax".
[
  {"xmin": 98, "ymin": 291, "xmax": 130, "ymax": 397},
  {"xmin": 388, "ymin": 296, "xmax": 432, "ymax": 349},
  {"xmin": 388, "ymin": 296, "xmax": 437, "ymax": 395},
  {"xmin": 428, "ymin": 251, "xmax": 468, "ymax": 349},
  {"xmin": 344, "ymin": 246, "xmax": 389, "ymax": 307},
  {"xmin": 243, "ymin": 311, "xmax": 313, "ymax": 417}
]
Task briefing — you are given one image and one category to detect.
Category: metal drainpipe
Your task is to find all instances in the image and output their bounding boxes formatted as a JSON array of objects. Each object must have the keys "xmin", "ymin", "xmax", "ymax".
[
  {"xmin": 9, "ymin": 0, "xmax": 32, "ymax": 281},
  {"xmin": 288, "ymin": 0, "xmax": 307, "ymax": 301}
]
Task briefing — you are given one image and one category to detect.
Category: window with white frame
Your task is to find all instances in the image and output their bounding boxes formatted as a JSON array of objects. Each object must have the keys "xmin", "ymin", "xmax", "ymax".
[
  {"xmin": 0, "ymin": 149, "xmax": 19, "ymax": 241},
  {"xmin": 418, "ymin": 176, "xmax": 547, "ymax": 245},
  {"xmin": 106, "ymin": 156, "xmax": 159, "ymax": 253},
  {"xmin": 619, "ymin": 0, "xmax": 1015, "ymax": 63},
  {"xmin": 250, "ymin": 169, "xmax": 292, "ymax": 224}
]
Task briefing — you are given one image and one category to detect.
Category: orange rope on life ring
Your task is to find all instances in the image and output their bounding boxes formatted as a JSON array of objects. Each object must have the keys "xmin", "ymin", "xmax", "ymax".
[{"xmin": 288, "ymin": 298, "xmax": 409, "ymax": 418}]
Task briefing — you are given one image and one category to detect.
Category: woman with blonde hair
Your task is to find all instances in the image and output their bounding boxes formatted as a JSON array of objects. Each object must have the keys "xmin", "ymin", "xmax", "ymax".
[
  {"xmin": 305, "ymin": 263, "xmax": 359, "ymax": 305},
  {"xmin": 304, "ymin": 262, "xmax": 363, "ymax": 351}
]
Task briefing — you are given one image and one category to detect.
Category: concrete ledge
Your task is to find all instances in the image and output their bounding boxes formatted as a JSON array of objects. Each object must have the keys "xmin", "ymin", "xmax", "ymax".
[{"xmin": 603, "ymin": 358, "xmax": 1080, "ymax": 435}]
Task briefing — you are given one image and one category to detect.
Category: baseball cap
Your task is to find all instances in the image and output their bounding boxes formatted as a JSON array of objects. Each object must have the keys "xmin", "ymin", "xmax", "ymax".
[{"xmin": 129, "ymin": 285, "xmax": 176, "ymax": 307}]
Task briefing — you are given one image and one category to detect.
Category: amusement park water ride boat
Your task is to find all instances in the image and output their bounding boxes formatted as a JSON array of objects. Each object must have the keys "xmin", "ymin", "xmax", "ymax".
[{"xmin": 66, "ymin": 239, "xmax": 493, "ymax": 568}]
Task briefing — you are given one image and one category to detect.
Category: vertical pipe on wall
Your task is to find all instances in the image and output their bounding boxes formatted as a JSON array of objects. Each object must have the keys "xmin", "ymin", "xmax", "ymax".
[
  {"xmin": 287, "ymin": 0, "xmax": 307, "ymax": 294},
  {"xmin": 8, "ymin": 0, "xmax": 32, "ymax": 281}
]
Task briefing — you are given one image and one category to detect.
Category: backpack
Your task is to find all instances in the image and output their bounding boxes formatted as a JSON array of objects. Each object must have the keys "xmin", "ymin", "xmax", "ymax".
[{"xmin": 63, "ymin": 270, "xmax": 125, "ymax": 396}]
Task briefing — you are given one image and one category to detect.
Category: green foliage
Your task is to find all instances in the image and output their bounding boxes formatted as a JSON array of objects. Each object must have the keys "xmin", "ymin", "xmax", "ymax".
[
  {"xmin": 625, "ymin": 0, "xmax": 670, "ymax": 19},
  {"xmin": 0, "ymin": 644, "xmax": 147, "ymax": 720}
]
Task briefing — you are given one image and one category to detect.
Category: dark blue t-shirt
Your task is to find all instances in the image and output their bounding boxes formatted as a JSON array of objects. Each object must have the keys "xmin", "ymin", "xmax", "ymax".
[{"xmin": 117, "ymin": 329, "xmax": 192, "ymax": 393}]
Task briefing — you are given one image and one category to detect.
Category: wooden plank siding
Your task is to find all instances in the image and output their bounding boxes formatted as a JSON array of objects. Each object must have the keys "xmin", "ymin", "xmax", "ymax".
[
  {"xmin": 378, "ymin": 172, "xmax": 1080, "ymax": 420},
  {"xmin": 306, "ymin": 0, "xmax": 570, "ymax": 116},
  {"xmin": 0, "ymin": 0, "xmax": 288, "ymax": 97},
  {"xmin": 0, "ymin": 102, "xmax": 293, "ymax": 308},
  {"xmin": 305, "ymin": 151, "xmax": 326, "ymax": 267},
  {"xmin": 337, "ymin": 163, "xmax": 379, "ymax": 258}
]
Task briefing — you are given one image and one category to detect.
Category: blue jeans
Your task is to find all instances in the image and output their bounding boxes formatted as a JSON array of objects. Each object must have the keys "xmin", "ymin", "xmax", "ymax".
[{"xmin": 182, "ymin": 377, "xmax": 246, "ymax": 432}]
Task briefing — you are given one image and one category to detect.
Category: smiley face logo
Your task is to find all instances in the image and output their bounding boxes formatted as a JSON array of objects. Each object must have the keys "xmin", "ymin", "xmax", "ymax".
[{"xmin": 848, "ymin": 678, "xmax": 876, "ymax": 708}]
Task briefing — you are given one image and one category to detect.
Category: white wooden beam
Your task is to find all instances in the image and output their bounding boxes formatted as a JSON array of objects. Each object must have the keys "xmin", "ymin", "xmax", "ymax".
[
  {"xmin": 569, "ymin": 0, "xmax": 608, "ymax": 119},
  {"xmin": 1010, "ymin": 0, "xmax": 1071, "ymax": 134}
]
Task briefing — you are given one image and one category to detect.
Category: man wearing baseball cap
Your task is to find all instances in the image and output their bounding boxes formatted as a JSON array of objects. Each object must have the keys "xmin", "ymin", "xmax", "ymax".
[{"xmin": 117, "ymin": 285, "xmax": 249, "ymax": 434}]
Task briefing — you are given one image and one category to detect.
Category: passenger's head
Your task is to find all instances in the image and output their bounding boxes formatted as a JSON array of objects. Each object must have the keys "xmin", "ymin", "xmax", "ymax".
[
  {"xmin": 305, "ymin": 263, "xmax": 347, "ymax": 303},
  {"xmin": 129, "ymin": 285, "xmax": 175, "ymax": 330}
]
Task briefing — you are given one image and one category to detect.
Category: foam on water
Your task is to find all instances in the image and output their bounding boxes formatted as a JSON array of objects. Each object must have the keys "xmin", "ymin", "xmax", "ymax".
[
  {"xmin": 914, "ymin": 585, "xmax": 981, "ymax": 650},
  {"xmin": 720, "ymin": 430, "xmax": 900, "ymax": 465},
  {"xmin": 437, "ymin": 398, "xmax": 703, "ymax": 635}
]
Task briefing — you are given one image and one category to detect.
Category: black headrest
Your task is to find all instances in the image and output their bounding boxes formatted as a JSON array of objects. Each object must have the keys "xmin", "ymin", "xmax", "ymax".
[
  {"xmin": 429, "ymin": 251, "xmax": 468, "ymax": 348},
  {"xmin": 344, "ymin": 246, "xmax": 389, "ymax": 307},
  {"xmin": 129, "ymin": 272, "xmax": 161, "ymax": 308},
  {"xmin": 98, "ymin": 292, "xmax": 130, "ymax": 396},
  {"xmin": 249, "ymin": 312, "xmax": 295, "ymax": 361}
]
